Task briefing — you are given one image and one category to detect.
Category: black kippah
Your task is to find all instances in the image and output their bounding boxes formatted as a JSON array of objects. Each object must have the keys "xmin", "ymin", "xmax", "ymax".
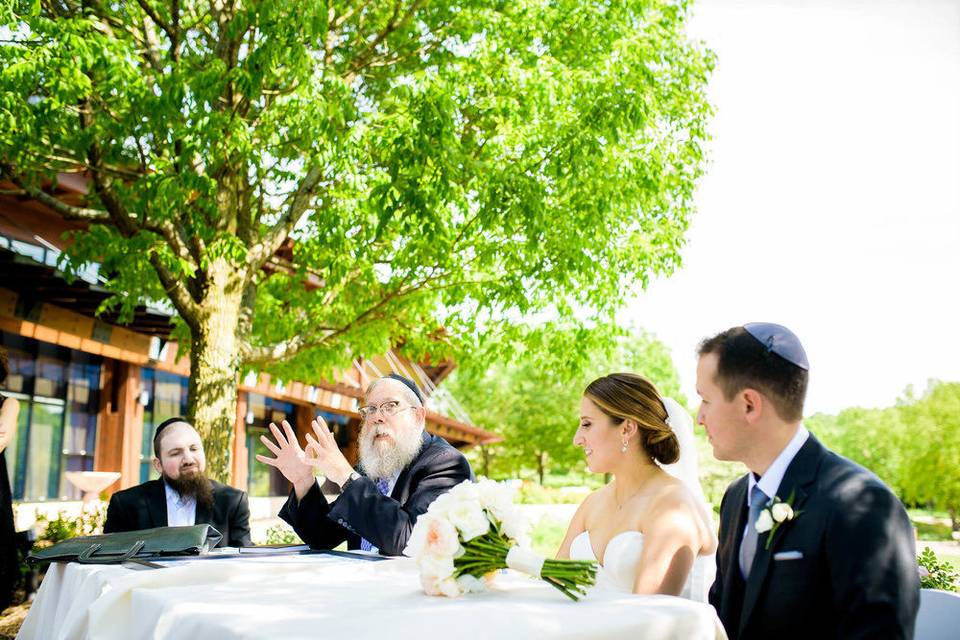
[
  {"xmin": 386, "ymin": 373, "xmax": 424, "ymax": 404},
  {"xmin": 154, "ymin": 416, "xmax": 191, "ymax": 440}
]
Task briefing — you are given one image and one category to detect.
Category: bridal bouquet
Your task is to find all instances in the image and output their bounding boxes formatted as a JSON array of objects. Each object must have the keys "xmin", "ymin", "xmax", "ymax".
[{"xmin": 404, "ymin": 479, "xmax": 597, "ymax": 601}]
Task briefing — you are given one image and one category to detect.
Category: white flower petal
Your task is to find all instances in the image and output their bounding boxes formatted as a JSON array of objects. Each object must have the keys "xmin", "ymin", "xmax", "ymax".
[{"xmin": 755, "ymin": 509, "xmax": 774, "ymax": 533}]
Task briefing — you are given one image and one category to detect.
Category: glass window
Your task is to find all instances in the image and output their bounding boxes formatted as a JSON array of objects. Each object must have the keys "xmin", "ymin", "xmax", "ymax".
[
  {"xmin": 1, "ymin": 331, "xmax": 103, "ymax": 501},
  {"xmin": 2, "ymin": 338, "xmax": 33, "ymax": 395},
  {"xmin": 139, "ymin": 368, "xmax": 189, "ymax": 482},
  {"xmin": 3, "ymin": 394, "xmax": 29, "ymax": 498},
  {"xmin": 245, "ymin": 393, "xmax": 295, "ymax": 497},
  {"xmin": 58, "ymin": 355, "xmax": 102, "ymax": 499},
  {"xmin": 33, "ymin": 344, "xmax": 67, "ymax": 399},
  {"xmin": 22, "ymin": 400, "xmax": 64, "ymax": 500}
]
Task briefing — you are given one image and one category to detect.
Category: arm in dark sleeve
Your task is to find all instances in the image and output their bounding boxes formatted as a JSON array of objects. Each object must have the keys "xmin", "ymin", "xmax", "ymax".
[
  {"xmin": 228, "ymin": 491, "xmax": 252, "ymax": 547},
  {"xmin": 278, "ymin": 480, "xmax": 352, "ymax": 549},
  {"xmin": 328, "ymin": 448, "xmax": 473, "ymax": 556},
  {"xmin": 828, "ymin": 481, "xmax": 920, "ymax": 639},
  {"xmin": 102, "ymin": 493, "xmax": 129, "ymax": 534},
  {"xmin": 708, "ymin": 489, "xmax": 730, "ymax": 611}
]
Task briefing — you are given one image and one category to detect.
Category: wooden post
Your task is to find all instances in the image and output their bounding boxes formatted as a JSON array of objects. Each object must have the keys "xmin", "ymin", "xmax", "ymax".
[
  {"xmin": 94, "ymin": 360, "xmax": 143, "ymax": 494},
  {"xmin": 231, "ymin": 392, "xmax": 249, "ymax": 490}
]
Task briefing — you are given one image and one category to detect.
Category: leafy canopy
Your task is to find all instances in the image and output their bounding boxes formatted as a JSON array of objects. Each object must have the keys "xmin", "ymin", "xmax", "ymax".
[
  {"xmin": 0, "ymin": 0, "xmax": 713, "ymax": 383},
  {"xmin": 449, "ymin": 326, "xmax": 688, "ymax": 482}
]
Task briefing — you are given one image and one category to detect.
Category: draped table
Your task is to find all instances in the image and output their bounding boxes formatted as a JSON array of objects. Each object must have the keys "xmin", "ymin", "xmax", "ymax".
[{"xmin": 17, "ymin": 551, "xmax": 727, "ymax": 640}]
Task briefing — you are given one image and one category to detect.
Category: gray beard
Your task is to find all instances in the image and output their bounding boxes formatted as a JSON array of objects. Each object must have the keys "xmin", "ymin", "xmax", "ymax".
[{"xmin": 358, "ymin": 424, "xmax": 424, "ymax": 480}]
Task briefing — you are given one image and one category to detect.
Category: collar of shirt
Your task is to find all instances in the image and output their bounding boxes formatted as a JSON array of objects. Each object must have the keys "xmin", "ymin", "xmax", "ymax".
[{"xmin": 747, "ymin": 424, "xmax": 809, "ymax": 506}]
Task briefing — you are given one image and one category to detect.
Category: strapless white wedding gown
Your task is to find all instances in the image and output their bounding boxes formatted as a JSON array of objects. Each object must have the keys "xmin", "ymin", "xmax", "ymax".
[{"xmin": 570, "ymin": 531, "xmax": 714, "ymax": 602}]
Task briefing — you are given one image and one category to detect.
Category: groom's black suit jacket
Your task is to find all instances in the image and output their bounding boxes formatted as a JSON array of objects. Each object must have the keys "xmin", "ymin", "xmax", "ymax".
[
  {"xmin": 279, "ymin": 431, "xmax": 474, "ymax": 556},
  {"xmin": 709, "ymin": 433, "xmax": 919, "ymax": 640},
  {"xmin": 103, "ymin": 478, "xmax": 252, "ymax": 547}
]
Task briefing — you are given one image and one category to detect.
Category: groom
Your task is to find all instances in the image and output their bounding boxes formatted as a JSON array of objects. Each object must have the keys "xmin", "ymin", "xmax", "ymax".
[{"xmin": 698, "ymin": 323, "xmax": 918, "ymax": 639}]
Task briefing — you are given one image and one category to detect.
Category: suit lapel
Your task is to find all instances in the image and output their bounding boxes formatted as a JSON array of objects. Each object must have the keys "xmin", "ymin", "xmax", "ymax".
[
  {"xmin": 739, "ymin": 435, "xmax": 824, "ymax": 635},
  {"xmin": 720, "ymin": 476, "xmax": 749, "ymax": 621},
  {"xmin": 147, "ymin": 479, "xmax": 168, "ymax": 528}
]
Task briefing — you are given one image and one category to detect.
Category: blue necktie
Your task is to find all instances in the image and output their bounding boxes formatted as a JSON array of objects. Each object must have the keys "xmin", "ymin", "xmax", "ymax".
[
  {"xmin": 739, "ymin": 485, "xmax": 768, "ymax": 578},
  {"xmin": 359, "ymin": 477, "xmax": 391, "ymax": 552}
]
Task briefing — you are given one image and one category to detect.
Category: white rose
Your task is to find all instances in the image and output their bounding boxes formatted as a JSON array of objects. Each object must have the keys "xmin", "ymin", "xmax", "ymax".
[
  {"xmin": 447, "ymin": 500, "xmax": 490, "ymax": 541},
  {"xmin": 477, "ymin": 479, "xmax": 515, "ymax": 515},
  {"xmin": 499, "ymin": 509, "xmax": 531, "ymax": 545},
  {"xmin": 421, "ymin": 573, "xmax": 463, "ymax": 597},
  {"xmin": 428, "ymin": 492, "xmax": 456, "ymax": 517},
  {"xmin": 755, "ymin": 509, "xmax": 774, "ymax": 534},
  {"xmin": 435, "ymin": 576, "xmax": 463, "ymax": 598},
  {"xmin": 456, "ymin": 574, "xmax": 487, "ymax": 594},
  {"xmin": 448, "ymin": 480, "xmax": 479, "ymax": 502},
  {"xmin": 418, "ymin": 553, "xmax": 456, "ymax": 581},
  {"xmin": 771, "ymin": 502, "xmax": 794, "ymax": 523},
  {"xmin": 418, "ymin": 513, "xmax": 462, "ymax": 558},
  {"xmin": 404, "ymin": 513, "xmax": 431, "ymax": 557}
]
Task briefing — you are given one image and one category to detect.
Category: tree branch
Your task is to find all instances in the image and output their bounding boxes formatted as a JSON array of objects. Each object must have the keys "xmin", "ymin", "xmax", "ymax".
[
  {"xmin": 133, "ymin": 0, "xmax": 176, "ymax": 44},
  {"xmin": 344, "ymin": 0, "xmax": 424, "ymax": 84},
  {"xmin": 0, "ymin": 164, "xmax": 110, "ymax": 222},
  {"xmin": 246, "ymin": 165, "xmax": 325, "ymax": 274}
]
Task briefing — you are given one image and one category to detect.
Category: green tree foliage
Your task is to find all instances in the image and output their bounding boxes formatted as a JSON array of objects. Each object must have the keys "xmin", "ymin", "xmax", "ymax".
[
  {"xmin": 450, "ymin": 327, "xmax": 686, "ymax": 483},
  {"xmin": 806, "ymin": 406, "xmax": 904, "ymax": 495},
  {"xmin": 0, "ymin": 1, "xmax": 713, "ymax": 478},
  {"xmin": 898, "ymin": 382, "xmax": 960, "ymax": 531},
  {"xmin": 811, "ymin": 381, "xmax": 960, "ymax": 531}
]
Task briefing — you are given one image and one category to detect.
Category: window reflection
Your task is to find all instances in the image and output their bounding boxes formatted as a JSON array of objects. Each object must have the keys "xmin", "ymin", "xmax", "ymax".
[
  {"xmin": 245, "ymin": 393, "xmax": 295, "ymax": 497},
  {"xmin": 139, "ymin": 368, "xmax": 189, "ymax": 482},
  {"xmin": 1, "ymin": 331, "xmax": 103, "ymax": 501}
]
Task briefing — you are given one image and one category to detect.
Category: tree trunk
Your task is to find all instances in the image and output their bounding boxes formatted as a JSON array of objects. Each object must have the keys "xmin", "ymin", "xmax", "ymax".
[
  {"xmin": 950, "ymin": 507, "xmax": 959, "ymax": 533},
  {"xmin": 537, "ymin": 452, "xmax": 546, "ymax": 485},
  {"xmin": 187, "ymin": 259, "xmax": 244, "ymax": 482}
]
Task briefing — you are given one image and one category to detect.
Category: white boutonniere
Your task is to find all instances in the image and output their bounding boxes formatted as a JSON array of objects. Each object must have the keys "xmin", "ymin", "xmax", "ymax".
[{"xmin": 755, "ymin": 490, "xmax": 801, "ymax": 549}]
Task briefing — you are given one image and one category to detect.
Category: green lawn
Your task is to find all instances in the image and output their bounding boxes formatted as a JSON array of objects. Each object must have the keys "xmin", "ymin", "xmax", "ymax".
[{"xmin": 529, "ymin": 517, "xmax": 569, "ymax": 557}]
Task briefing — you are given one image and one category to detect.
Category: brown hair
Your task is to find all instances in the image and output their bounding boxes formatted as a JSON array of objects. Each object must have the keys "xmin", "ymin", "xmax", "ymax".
[
  {"xmin": 0, "ymin": 347, "xmax": 7, "ymax": 386},
  {"xmin": 698, "ymin": 326, "xmax": 807, "ymax": 422},
  {"xmin": 584, "ymin": 373, "xmax": 679, "ymax": 464}
]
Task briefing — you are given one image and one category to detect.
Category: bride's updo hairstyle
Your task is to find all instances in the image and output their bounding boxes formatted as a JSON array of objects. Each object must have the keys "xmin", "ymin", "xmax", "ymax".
[{"xmin": 584, "ymin": 373, "xmax": 679, "ymax": 465}]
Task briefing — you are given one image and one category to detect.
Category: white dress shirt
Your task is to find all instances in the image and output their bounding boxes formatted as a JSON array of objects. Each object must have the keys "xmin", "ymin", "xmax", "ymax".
[
  {"xmin": 164, "ymin": 481, "xmax": 197, "ymax": 527},
  {"xmin": 744, "ymin": 424, "xmax": 809, "ymax": 538}
]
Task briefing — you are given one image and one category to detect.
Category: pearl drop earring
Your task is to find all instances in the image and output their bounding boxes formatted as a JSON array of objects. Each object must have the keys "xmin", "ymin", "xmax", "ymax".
[{"xmin": 621, "ymin": 439, "xmax": 628, "ymax": 454}]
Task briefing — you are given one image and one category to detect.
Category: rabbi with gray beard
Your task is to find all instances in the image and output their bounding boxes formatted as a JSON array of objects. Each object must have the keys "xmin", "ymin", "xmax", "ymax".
[{"xmin": 261, "ymin": 374, "xmax": 474, "ymax": 555}]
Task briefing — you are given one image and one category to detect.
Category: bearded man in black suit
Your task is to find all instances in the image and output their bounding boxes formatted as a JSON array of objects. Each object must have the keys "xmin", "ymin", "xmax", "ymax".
[
  {"xmin": 698, "ymin": 323, "xmax": 918, "ymax": 640},
  {"xmin": 259, "ymin": 374, "xmax": 473, "ymax": 556},
  {"xmin": 104, "ymin": 417, "xmax": 252, "ymax": 547}
]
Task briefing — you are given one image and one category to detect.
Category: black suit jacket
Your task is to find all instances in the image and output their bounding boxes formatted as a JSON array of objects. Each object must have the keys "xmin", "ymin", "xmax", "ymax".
[
  {"xmin": 103, "ymin": 478, "xmax": 252, "ymax": 548},
  {"xmin": 709, "ymin": 433, "xmax": 919, "ymax": 640},
  {"xmin": 279, "ymin": 431, "xmax": 474, "ymax": 556}
]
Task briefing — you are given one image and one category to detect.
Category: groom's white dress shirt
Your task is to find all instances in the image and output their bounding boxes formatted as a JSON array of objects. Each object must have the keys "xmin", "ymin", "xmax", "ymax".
[
  {"xmin": 743, "ymin": 425, "xmax": 809, "ymax": 540},
  {"xmin": 164, "ymin": 481, "xmax": 197, "ymax": 527}
]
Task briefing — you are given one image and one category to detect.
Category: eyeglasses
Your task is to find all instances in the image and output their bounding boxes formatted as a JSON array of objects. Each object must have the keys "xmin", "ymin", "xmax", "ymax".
[{"xmin": 357, "ymin": 400, "xmax": 414, "ymax": 421}]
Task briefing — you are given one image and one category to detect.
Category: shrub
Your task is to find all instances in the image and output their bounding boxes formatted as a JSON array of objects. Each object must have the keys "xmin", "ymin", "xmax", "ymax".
[
  {"xmin": 918, "ymin": 547, "xmax": 959, "ymax": 592},
  {"xmin": 32, "ymin": 503, "xmax": 107, "ymax": 548},
  {"xmin": 264, "ymin": 523, "xmax": 301, "ymax": 545}
]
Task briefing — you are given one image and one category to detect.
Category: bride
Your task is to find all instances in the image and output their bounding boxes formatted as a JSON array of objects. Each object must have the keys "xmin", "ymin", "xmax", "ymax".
[{"xmin": 556, "ymin": 373, "xmax": 717, "ymax": 600}]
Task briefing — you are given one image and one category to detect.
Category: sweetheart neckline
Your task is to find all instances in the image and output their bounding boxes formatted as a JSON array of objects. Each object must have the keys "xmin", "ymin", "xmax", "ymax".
[{"xmin": 573, "ymin": 530, "xmax": 643, "ymax": 567}]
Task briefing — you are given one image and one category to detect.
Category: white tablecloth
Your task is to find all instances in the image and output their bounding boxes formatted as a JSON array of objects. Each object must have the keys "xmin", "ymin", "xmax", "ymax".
[{"xmin": 17, "ymin": 553, "xmax": 727, "ymax": 640}]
